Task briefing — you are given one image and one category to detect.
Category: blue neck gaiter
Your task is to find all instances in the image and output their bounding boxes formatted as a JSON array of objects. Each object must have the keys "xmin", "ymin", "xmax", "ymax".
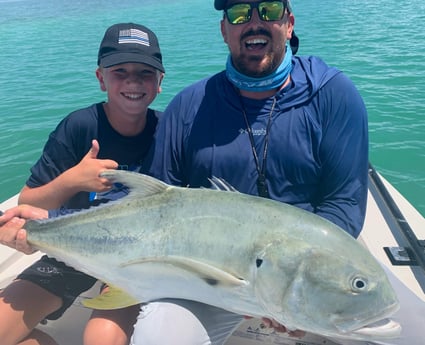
[{"xmin": 226, "ymin": 42, "xmax": 293, "ymax": 92}]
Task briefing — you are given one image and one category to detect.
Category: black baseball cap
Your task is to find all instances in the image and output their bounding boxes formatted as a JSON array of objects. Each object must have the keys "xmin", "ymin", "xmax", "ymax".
[
  {"xmin": 214, "ymin": 0, "xmax": 292, "ymax": 11},
  {"xmin": 97, "ymin": 23, "xmax": 165, "ymax": 72}
]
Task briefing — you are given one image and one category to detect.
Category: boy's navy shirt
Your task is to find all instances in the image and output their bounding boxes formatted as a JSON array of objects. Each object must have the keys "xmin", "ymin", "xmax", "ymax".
[{"xmin": 27, "ymin": 102, "xmax": 159, "ymax": 209}]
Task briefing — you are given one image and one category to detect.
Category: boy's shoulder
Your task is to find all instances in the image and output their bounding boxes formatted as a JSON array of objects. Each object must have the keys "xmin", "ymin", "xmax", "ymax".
[
  {"xmin": 65, "ymin": 103, "xmax": 102, "ymax": 122},
  {"xmin": 50, "ymin": 103, "xmax": 103, "ymax": 142}
]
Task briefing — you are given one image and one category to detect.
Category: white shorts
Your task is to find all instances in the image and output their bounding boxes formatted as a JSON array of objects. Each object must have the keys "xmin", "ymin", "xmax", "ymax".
[{"xmin": 130, "ymin": 299, "xmax": 244, "ymax": 345}]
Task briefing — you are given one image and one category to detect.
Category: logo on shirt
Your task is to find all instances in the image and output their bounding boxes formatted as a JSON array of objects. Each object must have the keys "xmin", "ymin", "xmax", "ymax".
[{"xmin": 239, "ymin": 128, "xmax": 267, "ymax": 136}]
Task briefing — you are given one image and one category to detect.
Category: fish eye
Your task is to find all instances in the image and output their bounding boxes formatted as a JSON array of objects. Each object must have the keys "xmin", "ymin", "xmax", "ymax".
[{"xmin": 351, "ymin": 276, "xmax": 368, "ymax": 292}]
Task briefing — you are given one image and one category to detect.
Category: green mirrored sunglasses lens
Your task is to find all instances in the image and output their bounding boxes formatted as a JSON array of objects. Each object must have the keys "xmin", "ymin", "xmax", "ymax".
[
  {"xmin": 226, "ymin": 2, "xmax": 286, "ymax": 25},
  {"xmin": 226, "ymin": 4, "xmax": 252, "ymax": 24},
  {"xmin": 258, "ymin": 2, "xmax": 284, "ymax": 21}
]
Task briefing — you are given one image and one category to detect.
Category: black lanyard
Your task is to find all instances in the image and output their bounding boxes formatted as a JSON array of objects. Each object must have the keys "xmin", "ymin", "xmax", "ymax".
[{"xmin": 239, "ymin": 96, "xmax": 276, "ymax": 198}]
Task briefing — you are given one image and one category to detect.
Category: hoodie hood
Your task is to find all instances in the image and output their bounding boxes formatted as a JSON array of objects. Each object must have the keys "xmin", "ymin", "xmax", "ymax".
[{"xmin": 280, "ymin": 55, "xmax": 341, "ymax": 108}]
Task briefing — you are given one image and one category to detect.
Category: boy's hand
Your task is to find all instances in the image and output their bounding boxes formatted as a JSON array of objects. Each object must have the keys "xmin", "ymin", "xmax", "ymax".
[{"xmin": 68, "ymin": 139, "xmax": 119, "ymax": 193}]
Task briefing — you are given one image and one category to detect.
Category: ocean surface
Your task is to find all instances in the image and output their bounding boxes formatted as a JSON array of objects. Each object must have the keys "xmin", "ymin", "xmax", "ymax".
[{"xmin": 0, "ymin": 0, "xmax": 424, "ymax": 217}]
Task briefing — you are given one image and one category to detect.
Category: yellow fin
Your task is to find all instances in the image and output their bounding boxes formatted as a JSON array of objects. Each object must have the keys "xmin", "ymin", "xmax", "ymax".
[{"xmin": 82, "ymin": 285, "xmax": 139, "ymax": 310}]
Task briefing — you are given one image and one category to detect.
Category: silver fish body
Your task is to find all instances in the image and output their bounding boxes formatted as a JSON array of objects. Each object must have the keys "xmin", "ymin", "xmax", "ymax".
[{"xmin": 25, "ymin": 170, "xmax": 400, "ymax": 340}]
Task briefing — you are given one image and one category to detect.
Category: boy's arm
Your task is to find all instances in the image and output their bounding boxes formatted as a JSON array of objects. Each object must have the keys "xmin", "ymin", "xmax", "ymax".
[{"xmin": 18, "ymin": 140, "xmax": 118, "ymax": 209}]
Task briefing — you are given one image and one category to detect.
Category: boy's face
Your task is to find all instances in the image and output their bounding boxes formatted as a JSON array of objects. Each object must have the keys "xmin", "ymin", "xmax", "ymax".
[{"xmin": 96, "ymin": 62, "xmax": 163, "ymax": 116}]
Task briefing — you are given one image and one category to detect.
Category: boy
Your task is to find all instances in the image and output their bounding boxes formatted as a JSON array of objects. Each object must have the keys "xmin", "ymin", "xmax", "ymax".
[{"xmin": 0, "ymin": 22, "xmax": 165, "ymax": 345}]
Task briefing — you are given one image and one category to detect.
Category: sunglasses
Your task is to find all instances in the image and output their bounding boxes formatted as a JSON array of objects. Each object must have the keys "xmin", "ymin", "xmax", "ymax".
[{"xmin": 224, "ymin": 1, "xmax": 288, "ymax": 25}]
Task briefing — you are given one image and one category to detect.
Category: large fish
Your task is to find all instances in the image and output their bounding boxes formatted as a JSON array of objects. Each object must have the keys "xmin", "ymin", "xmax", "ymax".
[{"xmin": 25, "ymin": 170, "xmax": 400, "ymax": 341}]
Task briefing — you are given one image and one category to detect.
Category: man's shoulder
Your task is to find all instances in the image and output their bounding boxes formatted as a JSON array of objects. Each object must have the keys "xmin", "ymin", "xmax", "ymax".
[
  {"xmin": 171, "ymin": 72, "xmax": 228, "ymax": 111},
  {"xmin": 180, "ymin": 71, "xmax": 226, "ymax": 95},
  {"xmin": 292, "ymin": 55, "xmax": 340, "ymax": 76},
  {"xmin": 291, "ymin": 55, "xmax": 345, "ymax": 93}
]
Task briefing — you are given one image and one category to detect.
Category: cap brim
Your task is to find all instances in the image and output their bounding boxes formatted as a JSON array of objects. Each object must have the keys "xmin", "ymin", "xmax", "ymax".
[{"xmin": 100, "ymin": 52, "xmax": 165, "ymax": 73}]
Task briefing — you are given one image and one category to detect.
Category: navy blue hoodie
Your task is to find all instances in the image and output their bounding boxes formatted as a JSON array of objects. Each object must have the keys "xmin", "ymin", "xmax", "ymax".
[{"xmin": 145, "ymin": 55, "xmax": 369, "ymax": 237}]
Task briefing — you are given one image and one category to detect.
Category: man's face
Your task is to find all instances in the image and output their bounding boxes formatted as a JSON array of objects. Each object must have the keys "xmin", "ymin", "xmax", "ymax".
[{"xmin": 221, "ymin": 0, "xmax": 294, "ymax": 77}]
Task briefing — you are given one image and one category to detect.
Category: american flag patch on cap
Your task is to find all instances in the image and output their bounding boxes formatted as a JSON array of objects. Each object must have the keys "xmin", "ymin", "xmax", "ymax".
[{"xmin": 118, "ymin": 29, "xmax": 150, "ymax": 46}]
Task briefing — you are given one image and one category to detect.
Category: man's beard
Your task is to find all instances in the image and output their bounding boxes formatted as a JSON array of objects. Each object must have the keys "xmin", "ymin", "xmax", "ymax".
[{"xmin": 233, "ymin": 53, "xmax": 279, "ymax": 78}]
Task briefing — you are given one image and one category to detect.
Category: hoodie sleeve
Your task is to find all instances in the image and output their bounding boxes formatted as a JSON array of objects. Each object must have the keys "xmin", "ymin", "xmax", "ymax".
[{"xmin": 314, "ymin": 72, "xmax": 369, "ymax": 238}]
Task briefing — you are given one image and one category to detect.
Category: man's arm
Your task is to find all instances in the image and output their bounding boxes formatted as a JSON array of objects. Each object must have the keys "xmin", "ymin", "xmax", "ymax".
[
  {"xmin": 0, "ymin": 205, "xmax": 48, "ymax": 254},
  {"xmin": 315, "ymin": 73, "xmax": 369, "ymax": 238}
]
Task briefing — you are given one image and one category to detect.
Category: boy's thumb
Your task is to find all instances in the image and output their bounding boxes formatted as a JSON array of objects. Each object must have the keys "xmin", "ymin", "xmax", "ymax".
[{"xmin": 88, "ymin": 139, "xmax": 100, "ymax": 159}]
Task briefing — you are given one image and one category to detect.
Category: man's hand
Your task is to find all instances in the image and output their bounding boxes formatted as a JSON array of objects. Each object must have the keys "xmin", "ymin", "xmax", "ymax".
[
  {"xmin": 0, "ymin": 205, "xmax": 48, "ymax": 254},
  {"xmin": 244, "ymin": 316, "xmax": 306, "ymax": 338},
  {"xmin": 261, "ymin": 318, "xmax": 306, "ymax": 338}
]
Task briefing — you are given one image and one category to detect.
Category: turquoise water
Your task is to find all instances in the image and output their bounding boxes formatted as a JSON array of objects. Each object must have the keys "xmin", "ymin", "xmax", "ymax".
[{"xmin": 1, "ymin": 0, "xmax": 424, "ymax": 217}]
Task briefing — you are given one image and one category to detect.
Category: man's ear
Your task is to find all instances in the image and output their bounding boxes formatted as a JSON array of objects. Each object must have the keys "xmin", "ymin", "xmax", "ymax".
[{"xmin": 287, "ymin": 13, "xmax": 295, "ymax": 39}]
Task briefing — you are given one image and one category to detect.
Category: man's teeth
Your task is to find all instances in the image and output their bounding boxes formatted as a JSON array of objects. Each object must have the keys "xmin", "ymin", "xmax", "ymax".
[{"xmin": 246, "ymin": 38, "xmax": 267, "ymax": 45}]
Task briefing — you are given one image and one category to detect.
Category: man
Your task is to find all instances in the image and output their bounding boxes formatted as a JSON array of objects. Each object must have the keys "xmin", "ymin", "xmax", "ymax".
[
  {"xmin": 145, "ymin": 0, "xmax": 367, "ymax": 238},
  {"xmin": 132, "ymin": 0, "xmax": 368, "ymax": 344}
]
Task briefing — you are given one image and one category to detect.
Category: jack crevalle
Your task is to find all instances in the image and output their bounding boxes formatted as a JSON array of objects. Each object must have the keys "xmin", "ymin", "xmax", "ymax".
[{"xmin": 25, "ymin": 170, "xmax": 400, "ymax": 341}]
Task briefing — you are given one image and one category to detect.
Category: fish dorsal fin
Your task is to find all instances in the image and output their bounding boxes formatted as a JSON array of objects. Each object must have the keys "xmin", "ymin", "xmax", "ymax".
[
  {"xmin": 121, "ymin": 256, "xmax": 248, "ymax": 287},
  {"xmin": 99, "ymin": 170, "xmax": 169, "ymax": 197},
  {"xmin": 81, "ymin": 285, "xmax": 139, "ymax": 310},
  {"xmin": 208, "ymin": 177, "xmax": 239, "ymax": 192}
]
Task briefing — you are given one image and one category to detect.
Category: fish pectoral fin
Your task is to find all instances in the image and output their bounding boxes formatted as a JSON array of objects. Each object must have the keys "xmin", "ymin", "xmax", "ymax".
[
  {"xmin": 121, "ymin": 256, "xmax": 248, "ymax": 287},
  {"xmin": 81, "ymin": 285, "xmax": 140, "ymax": 310}
]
